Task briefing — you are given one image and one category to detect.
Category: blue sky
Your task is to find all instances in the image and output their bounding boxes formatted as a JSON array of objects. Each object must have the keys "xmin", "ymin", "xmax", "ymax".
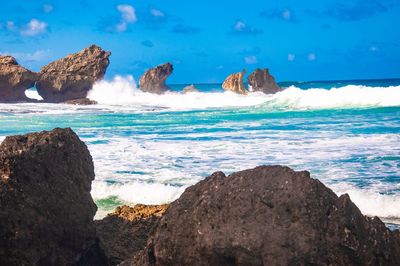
[{"xmin": 1, "ymin": 0, "xmax": 399, "ymax": 83}]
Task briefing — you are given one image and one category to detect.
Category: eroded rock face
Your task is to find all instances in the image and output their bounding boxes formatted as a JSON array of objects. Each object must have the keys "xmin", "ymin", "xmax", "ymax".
[
  {"xmin": 96, "ymin": 204, "xmax": 168, "ymax": 265},
  {"xmin": 0, "ymin": 128, "xmax": 106, "ymax": 266},
  {"xmin": 0, "ymin": 56, "xmax": 39, "ymax": 102},
  {"xmin": 139, "ymin": 63, "xmax": 173, "ymax": 94},
  {"xmin": 126, "ymin": 166, "xmax": 400, "ymax": 266},
  {"xmin": 36, "ymin": 45, "xmax": 110, "ymax": 103},
  {"xmin": 248, "ymin": 68, "xmax": 280, "ymax": 94},
  {"xmin": 222, "ymin": 69, "xmax": 247, "ymax": 94}
]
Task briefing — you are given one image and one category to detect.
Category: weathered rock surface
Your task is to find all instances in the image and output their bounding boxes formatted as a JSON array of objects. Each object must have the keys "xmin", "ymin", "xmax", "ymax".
[
  {"xmin": 125, "ymin": 165, "xmax": 400, "ymax": 266},
  {"xmin": 182, "ymin": 84, "xmax": 198, "ymax": 93},
  {"xmin": 222, "ymin": 69, "xmax": 247, "ymax": 94},
  {"xmin": 248, "ymin": 68, "xmax": 280, "ymax": 94},
  {"xmin": 139, "ymin": 63, "xmax": 173, "ymax": 94},
  {"xmin": 96, "ymin": 204, "xmax": 168, "ymax": 265},
  {"xmin": 0, "ymin": 56, "xmax": 39, "ymax": 102},
  {"xmin": 36, "ymin": 45, "xmax": 110, "ymax": 103},
  {"xmin": 63, "ymin": 98, "xmax": 98, "ymax": 105},
  {"xmin": 0, "ymin": 128, "xmax": 106, "ymax": 266}
]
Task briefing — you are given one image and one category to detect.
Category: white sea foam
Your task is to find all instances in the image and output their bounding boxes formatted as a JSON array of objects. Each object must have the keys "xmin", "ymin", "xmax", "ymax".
[
  {"xmin": 86, "ymin": 76, "xmax": 400, "ymax": 111},
  {"xmin": 266, "ymin": 85, "xmax": 400, "ymax": 110},
  {"xmin": 91, "ymin": 180, "xmax": 185, "ymax": 205},
  {"xmin": 332, "ymin": 184, "xmax": 400, "ymax": 219},
  {"xmin": 88, "ymin": 75, "xmax": 269, "ymax": 110},
  {"xmin": 25, "ymin": 89, "xmax": 43, "ymax": 100}
]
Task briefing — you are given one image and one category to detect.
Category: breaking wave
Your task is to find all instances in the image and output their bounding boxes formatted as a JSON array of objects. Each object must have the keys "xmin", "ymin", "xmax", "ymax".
[{"xmin": 87, "ymin": 76, "xmax": 400, "ymax": 111}]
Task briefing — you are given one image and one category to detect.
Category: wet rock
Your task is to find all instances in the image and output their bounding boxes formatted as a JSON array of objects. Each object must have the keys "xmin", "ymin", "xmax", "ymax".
[
  {"xmin": 0, "ymin": 128, "xmax": 106, "ymax": 265},
  {"xmin": 36, "ymin": 45, "xmax": 111, "ymax": 103},
  {"xmin": 64, "ymin": 98, "xmax": 98, "ymax": 105},
  {"xmin": 247, "ymin": 68, "xmax": 280, "ymax": 94},
  {"xmin": 96, "ymin": 204, "xmax": 168, "ymax": 265},
  {"xmin": 126, "ymin": 165, "xmax": 400, "ymax": 266},
  {"xmin": 182, "ymin": 84, "xmax": 199, "ymax": 93},
  {"xmin": 222, "ymin": 69, "xmax": 247, "ymax": 94},
  {"xmin": 0, "ymin": 55, "xmax": 39, "ymax": 102},
  {"xmin": 139, "ymin": 63, "xmax": 173, "ymax": 94}
]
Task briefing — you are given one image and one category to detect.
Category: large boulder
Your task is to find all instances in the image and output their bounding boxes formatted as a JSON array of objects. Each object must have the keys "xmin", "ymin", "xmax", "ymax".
[
  {"xmin": 139, "ymin": 63, "xmax": 173, "ymax": 94},
  {"xmin": 0, "ymin": 55, "xmax": 39, "ymax": 102},
  {"xmin": 222, "ymin": 69, "xmax": 247, "ymax": 95},
  {"xmin": 247, "ymin": 68, "xmax": 280, "ymax": 94},
  {"xmin": 96, "ymin": 204, "xmax": 168, "ymax": 265},
  {"xmin": 36, "ymin": 45, "xmax": 110, "ymax": 103},
  {"xmin": 125, "ymin": 165, "xmax": 400, "ymax": 266},
  {"xmin": 0, "ymin": 128, "xmax": 106, "ymax": 265}
]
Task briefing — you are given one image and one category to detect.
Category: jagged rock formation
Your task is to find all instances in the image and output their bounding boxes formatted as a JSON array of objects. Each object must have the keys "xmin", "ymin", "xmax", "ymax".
[
  {"xmin": 248, "ymin": 68, "xmax": 280, "ymax": 94},
  {"xmin": 36, "ymin": 45, "xmax": 110, "ymax": 103},
  {"xmin": 123, "ymin": 165, "xmax": 400, "ymax": 266},
  {"xmin": 139, "ymin": 63, "xmax": 173, "ymax": 94},
  {"xmin": 0, "ymin": 55, "xmax": 39, "ymax": 102},
  {"xmin": 182, "ymin": 84, "xmax": 198, "ymax": 93},
  {"xmin": 222, "ymin": 69, "xmax": 247, "ymax": 94},
  {"xmin": 0, "ymin": 128, "xmax": 106, "ymax": 265},
  {"xmin": 96, "ymin": 204, "xmax": 168, "ymax": 265}
]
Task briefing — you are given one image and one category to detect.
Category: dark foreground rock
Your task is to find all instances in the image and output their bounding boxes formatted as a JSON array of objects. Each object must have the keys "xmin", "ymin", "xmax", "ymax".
[
  {"xmin": 0, "ymin": 56, "xmax": 39, "ymax": 102},
  {"xmin": 139, "ymin": 63, "xmax": 173, "ymax": 94},
  {"xmin": 0, "ymin": 128, "xmax": 106, "ymax": 265},
  {"xmin": 222, "ymin": 69, "xmax": 247, "ymax": 94},
  {"xmin": 96, "ymin": 204, "xmax": 168, "ymax": 265},
  {"xmin": 36, "ymin": 45, "xmax": 110, "ymax": 103},
  {"xmin": 124, "ymin": 165, "xmax": 400, "ymax": 266},
  {"xmin": 247, "ymin": 68, "xmax": 281, "ymax": 94}
]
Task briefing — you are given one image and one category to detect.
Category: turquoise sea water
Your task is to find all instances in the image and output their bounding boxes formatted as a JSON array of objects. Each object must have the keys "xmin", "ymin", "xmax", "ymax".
[{"xmin": 0, "ymin": 78, "xmax": 399, "ymax": 228}]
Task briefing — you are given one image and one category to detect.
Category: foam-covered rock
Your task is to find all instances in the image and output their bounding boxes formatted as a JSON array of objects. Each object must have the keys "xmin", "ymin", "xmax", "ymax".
[
  {"xmin": 222, "ymin": 69, "xmax": 247, "ymax": 94},
  {"xmin": 139, "ymin": 63, "xmax": 173, "ymax": 94},
  {"xmin": 248, "ymin": 68, "xmax": 280, "ymax": 94}
]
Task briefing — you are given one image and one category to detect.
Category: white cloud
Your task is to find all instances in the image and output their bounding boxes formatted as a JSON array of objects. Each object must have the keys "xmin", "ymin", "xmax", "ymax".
[
  {"xmin": 288, "ymin": 53, "xmax": 295, "ymax": 61},
  {"xmin": 282, "ymin": 9, "xmax": 291, "ymax": 20},
  {"xmin": 234, "ymin": 21, "xmax": 246, "ymax": 31},
  {"xmin": 20, "ymin": 19, "xmax": 48, "ymax": 36},
  {"xmin": 0, "ymin": 50, "xmax": 51, "ymax": 63},
  {"xmin": 13, "ymin": 50, "xmax": 51, "ymax": 62},
  {"xmin": 308, "ymin": 53, "xmax": 316, "ymax": 61},
  {"xmin": 244, "ymin": 55, "xmax": 258, "ymax": 65},
  {"xmin": 43, "ymin": 4, "xmax": 54, "ymax": 13},
  {"xmin": 117, "ymin": 5, "xmax": 137, "ymax": 23},
  {"xmin": 6, "ymin": 21, "xmax": 16, "ymax": 31},
  {"xmin": 112, "ymin": 5, "xmax": 137, "ymax": 32},
  {"xmin": 369, "ymin": 46, "xmax": 379, "ymax": 52},
  {"xmin": 150, "ymin": 8, "xmax": 165, "ymax": 17}
]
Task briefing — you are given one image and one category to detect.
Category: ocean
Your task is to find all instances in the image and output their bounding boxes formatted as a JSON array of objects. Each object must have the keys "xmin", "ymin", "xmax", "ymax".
[{"xmin": 1, "ymin": 77, "xmax": 399, "ymax": 229}]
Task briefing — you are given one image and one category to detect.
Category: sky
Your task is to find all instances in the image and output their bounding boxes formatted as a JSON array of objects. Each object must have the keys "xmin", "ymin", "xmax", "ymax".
[{"xmin": 1, "ymin": 0, "xmax": 399, "ymax": 84}]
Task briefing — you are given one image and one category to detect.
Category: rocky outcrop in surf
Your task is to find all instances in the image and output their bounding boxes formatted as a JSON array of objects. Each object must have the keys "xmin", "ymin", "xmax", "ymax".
[
  {"xmin": 96, "ymin": 204, "xmax": 168, "ymax": 265},
  {"xmin": 139, "ymin": 63, "xmax": 173, "ymax": 94},
  {"xmin": 0, "ymin": 128, "xmax": 106, "ymax": 265},
  {"xmin": 182, "ymin": 84, "xmax": 198, "ymax": 93},
  {"xmin": 0, "ymin": 55, "xmax": 39, "ymax": 102},
  {"xmin": 222, "ymin": 69, "xmax": 247, "ymax": 94},
  {"xmin": 36, "ymin": 45, "xmax": 110, "ymax": 103},
  {"xmin": 122, "ymin": 165, "xmax": 400, "ymax": 266},
  {"xmin": 248, "ymin": 68, "xmax": 281, "ymax": 94}
]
